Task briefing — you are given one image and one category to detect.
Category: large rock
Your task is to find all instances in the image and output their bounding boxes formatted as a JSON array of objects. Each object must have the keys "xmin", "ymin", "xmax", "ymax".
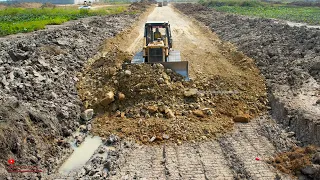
[
  {"xmin": 147, "ymin": 105, "xmax": 158, "ymax": 113},
  {"xmin": 301, "ymin": 164, "xmax": 320, "ymax": 176},
  {"xmin": 100, "ymin": 91, "xmax": 115, "ymax": 106},
  {"xmin": 81, "ymin": 109, "xmax": 94, "ymax": 121},
  {"xmin": 193, "ymin": 110, "xmax": 205, "ymax": 117},
  {"xmin": 233, "ymin": 114, "xmax": 251, "ymax": 123},
  {"xmin": 184, "ymin": 88, "xmax": 198, "ymax": 97},
  {"xmin": 165, "ymin": 108, "xmax": 175, "ymax": 118},
  {"xmin": 313, "ymin": 152, "xmax": 320, "ymax": 164},
  {"xmin": 118, "ymin": 92, "xmax": 125, "ymax": 101}
]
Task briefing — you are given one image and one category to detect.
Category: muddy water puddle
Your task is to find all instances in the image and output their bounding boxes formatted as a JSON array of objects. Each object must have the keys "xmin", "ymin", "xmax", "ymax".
[{"xmin": 58, "ymin": 136, "xmax": 102, "ymax": 175}]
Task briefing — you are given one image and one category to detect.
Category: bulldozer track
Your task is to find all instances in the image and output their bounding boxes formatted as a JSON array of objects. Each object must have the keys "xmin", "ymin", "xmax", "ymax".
[{"xmin": 112, "ymin": 117, "xmax": 291, "ymax": 180}]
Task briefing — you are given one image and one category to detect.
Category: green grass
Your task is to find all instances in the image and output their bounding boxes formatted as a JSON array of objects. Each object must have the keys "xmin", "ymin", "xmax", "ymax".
[
  {"xmin": 200, "ymin": 0, "xmax": 320, "ymax": 25},
  {"xmin": 0, "ymin": 6, "xmax": 128, "ymax": 36}
]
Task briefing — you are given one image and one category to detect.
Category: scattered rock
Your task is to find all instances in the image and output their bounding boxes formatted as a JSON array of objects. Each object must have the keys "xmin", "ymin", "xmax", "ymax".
[
  {"xmin": 162, "ymin": 134, "xmax": 170, "ymax": 140},
  {"xmin": 165, "ymin": 108, "xmax": 175, "ymax": 118},
  {"xmin": 50, "ymin": 92, "xmax": 58, "ymax": 100},
  {"xmin": 87, "ymin": 124, "xmax": 92, "ymax": 131},
  {"xmin": 106, "ymin": 134, "xmax": 119, "ymax": 145},
  {"xmin": 62, "ymin": 127, "xmax": 72, "ymax": 137},
  {"xmin": 287, "ymin": 131, "xmax": 295, "ymax": 137},
  {"xmin": 193, "ymin": 110, "xmax": 205, "ymax": 118},
  {"xmin": 201, "ymin": 136, "xmax": 207, "ymax": 140},
  {"xmin": 76, "ymin": 135, "xmax": 84, "ymax": 145},
  {"xmin": 301, "ymin": 164, "xmax": 319, "ymax": 175},
  {"xmin": 98, "ymin": 147, "xmax": 106, "ymax": 154},
  {"xmin": 313, "ymin": 152, "xmax": 320, "ymax": 164},
  {"xmin": 118, "ymin": 92, "xmax": 125, "ymax": 101},
  {"xmin": 124, "ymin": 70, "xmax": 132, "ymax": 76},
  {"xmin": 104, "ymin": 160, "xmax": 111, "ymax": 171},
  {"xmin": 157, "ymin": 77, "xmax": 165, "ymax": 84},
  {"xmin": 233, "ymin": 114, "xmax": 251, "ymax": 123},
  {"xmin": 147, "ymin": 105, "xmax": 158, "ymax": 113},
  {"xmin": 100, "ymin": 91, "xmax": 115, "ymax": 106},
  {"xmin": 184, "ymin": 88, "xmax": 198, "ymax": 97},
  {"xmin": 79, "ymin": 125, "xmax": 87, "ymax": 132},
  {"xmin": 81, "ymin": 109, "xmax": 94, "ymax": 121},
  {"xmin": 149, "ymin": 136, "xmax": 156, "ymax": 142}
]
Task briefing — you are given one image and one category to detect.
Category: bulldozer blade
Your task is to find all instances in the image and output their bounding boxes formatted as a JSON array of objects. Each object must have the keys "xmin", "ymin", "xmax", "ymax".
[{"xmin": 161, "ymin": 61, "xmax": 189, "ymax": 81}]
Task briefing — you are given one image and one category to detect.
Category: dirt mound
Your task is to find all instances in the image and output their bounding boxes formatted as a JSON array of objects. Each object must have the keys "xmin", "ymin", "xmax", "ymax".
[
  {"xmin": 129, "ymin": 2, "xmax": 150, "ymax": 11},
  {"xmin": 268, "ymin": 146, "xmax": 320, "ymax": 179},
  {"xmin": 77, "ymin": 44, "xmax": 267, "ymax": 144}
]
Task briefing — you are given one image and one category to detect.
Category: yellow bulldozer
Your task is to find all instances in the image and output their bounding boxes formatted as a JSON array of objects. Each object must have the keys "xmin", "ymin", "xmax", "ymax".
[{"xmin": 132, "ymin": 21, "xmax": 189, "ymax": 80}]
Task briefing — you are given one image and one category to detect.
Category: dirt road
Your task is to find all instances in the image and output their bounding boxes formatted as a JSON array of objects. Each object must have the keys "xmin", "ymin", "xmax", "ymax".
[
  {"xmin": 126, "ymin": 5, "xmax": 253, "ymax": 80},
  {"xmin": 98, "ymin": 6, "xmax": 293, "ymax": 179}
]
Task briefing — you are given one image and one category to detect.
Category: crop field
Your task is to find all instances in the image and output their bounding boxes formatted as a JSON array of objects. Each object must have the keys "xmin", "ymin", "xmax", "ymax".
[
  {"xmin": 200, "ymin": 0, "xmax": 320, "ymax": 25},
  {"xmin": 0, "ymin": 6, "xmax": 128, "ymax": 36}
]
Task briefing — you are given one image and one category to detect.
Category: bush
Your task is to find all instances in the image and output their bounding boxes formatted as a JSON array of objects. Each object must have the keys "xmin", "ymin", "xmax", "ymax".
[{"xmin": 80, "ymin": 9, "xmax": 89, "ymax": 15}]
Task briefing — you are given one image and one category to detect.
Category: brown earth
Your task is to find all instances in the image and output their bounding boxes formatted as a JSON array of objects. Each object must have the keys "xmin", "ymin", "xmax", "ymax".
[
  {"xmin": 77, "ymin": 5, "xmax": 267, "ymax": 144},
  {"xmin": 268, "ymin": 145, "xmax": 319, "ymax": 177}
]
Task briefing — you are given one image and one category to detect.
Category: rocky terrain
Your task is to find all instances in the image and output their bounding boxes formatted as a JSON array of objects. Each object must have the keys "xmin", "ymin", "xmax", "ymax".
[{"xmin": 0, "ymin": 3, "xmax": 148, "ymax": 179}]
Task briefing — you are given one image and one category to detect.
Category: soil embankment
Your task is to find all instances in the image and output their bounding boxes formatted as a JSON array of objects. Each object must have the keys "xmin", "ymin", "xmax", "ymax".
[
  {"xmin": 0, "ymin": 3, "xmax": 148, "ymax": 179},
  {"xmin": 174, "ymin": 3, "xmax": 320, "ymax": 147}
]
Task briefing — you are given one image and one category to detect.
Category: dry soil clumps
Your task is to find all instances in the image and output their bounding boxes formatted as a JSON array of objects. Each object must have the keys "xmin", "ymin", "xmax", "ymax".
[
  {"xmin": 268, "ymin": 146, "xmax": 320, "ymax": 179},
  {"xmin": 78, "ymin": 47, "xmax": 267, "ymax": 144}
]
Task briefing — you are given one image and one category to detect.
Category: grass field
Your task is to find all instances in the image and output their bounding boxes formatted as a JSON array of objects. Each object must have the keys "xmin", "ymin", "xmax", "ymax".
[
  {"xmin": 200, "ymin": 0, "xmax": 320, "ymax": 25},
  {"xmin": 0, "ymin": 6, "xmax": 128, "ymax": 36}
]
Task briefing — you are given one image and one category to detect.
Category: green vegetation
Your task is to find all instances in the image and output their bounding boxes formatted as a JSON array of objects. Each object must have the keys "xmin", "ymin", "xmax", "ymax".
[
  {"xmin": 0, "ymin": 6, "xmax": 128, "ymax": 36},
  {"xmin": 199, "ymin": 0, "xmax": 320, "ymax": 25}
]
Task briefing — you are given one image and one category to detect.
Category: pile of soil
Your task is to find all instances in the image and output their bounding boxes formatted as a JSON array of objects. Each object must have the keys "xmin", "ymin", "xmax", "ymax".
[
  {"xmin": 77, "ymin": 46, "xmax": 267, "ymax": 144},
  {"xmin": 268, "ymin": 146, "xmax": 320, "ymax": 179}
]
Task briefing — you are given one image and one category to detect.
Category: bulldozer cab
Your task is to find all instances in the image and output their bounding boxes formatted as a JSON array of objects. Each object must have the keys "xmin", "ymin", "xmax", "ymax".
[
  {"xmin": 144, "ymin": 21, "xmax": 172, "ymax": 49},
  {"xmin": 131, "ymin": 21, "xmax": 189, "ymax": 80}
]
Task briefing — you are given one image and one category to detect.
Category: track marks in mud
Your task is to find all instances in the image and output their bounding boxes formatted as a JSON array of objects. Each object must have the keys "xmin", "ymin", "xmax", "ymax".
[{"xmin": 111, "ymin": 118, "xmax": 292, "ymax": 180}]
